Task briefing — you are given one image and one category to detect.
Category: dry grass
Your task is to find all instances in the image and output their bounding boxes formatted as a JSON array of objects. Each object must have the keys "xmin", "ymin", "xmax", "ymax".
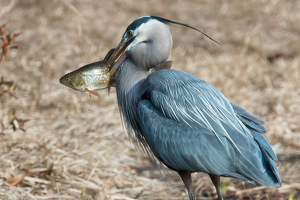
[{"xmin": 0, "ymin": 0, "xmax": 299, "ymax": 199}]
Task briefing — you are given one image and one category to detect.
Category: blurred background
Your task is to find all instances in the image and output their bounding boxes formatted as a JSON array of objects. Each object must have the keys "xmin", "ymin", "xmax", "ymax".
[{"xmin": 0, "ymin": 0, "xmax": 299, "ymax": 199}]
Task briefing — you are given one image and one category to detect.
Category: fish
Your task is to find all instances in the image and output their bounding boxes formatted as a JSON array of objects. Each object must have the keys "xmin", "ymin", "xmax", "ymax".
[
  {"xmin": 59, "ymin": 49, "xmax": 116, "ymax": 97},
  {"xmin": 60, "ymin": 48, "xmax": 173, "ymax": 97}
]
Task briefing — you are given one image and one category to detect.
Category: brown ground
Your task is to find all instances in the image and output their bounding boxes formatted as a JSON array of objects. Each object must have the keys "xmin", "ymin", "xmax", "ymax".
[{"xmin": 0, "ymin": 0, "xmax": 300, "ymax": 199}]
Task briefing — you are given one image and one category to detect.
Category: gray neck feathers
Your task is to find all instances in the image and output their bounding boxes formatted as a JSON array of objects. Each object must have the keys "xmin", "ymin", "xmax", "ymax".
[{"xmin": 116, "ymin": 60, "xmax": 149, "ymax": 153}]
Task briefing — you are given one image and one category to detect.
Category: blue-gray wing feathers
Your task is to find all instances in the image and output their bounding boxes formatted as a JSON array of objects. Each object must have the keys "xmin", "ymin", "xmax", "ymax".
[
  {"xmin": 137, "ymin": 69, "xmax": 281, "ymax": 187},
  {"xmin": 231, "ymin": 103, "xmax": 266, "ymax": 133}
]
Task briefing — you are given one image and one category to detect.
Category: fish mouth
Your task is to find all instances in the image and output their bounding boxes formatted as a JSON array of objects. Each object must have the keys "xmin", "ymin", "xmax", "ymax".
[
  {"xmin": 106, "ymin": 37, "xmax": 135, "ymax": 77},
  {"xmin": 59, "ymin": 76, "xmax": 64, "ymax": 84}
]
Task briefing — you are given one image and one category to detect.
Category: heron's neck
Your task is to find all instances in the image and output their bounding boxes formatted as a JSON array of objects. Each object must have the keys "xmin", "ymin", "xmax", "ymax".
[
  {"xmin": 116, "ymin": 61, "xmax": 147, "ymax": 96},
  {"xmin": 115, "ymin": 60, "xmax": 148, "ymax": 132}
]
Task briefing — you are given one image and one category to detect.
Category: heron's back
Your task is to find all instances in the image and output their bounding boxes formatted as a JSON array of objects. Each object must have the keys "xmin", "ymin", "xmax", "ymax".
[{"xmin": 136, "ymin": 70, "xmax": 281, "ymax": 188}]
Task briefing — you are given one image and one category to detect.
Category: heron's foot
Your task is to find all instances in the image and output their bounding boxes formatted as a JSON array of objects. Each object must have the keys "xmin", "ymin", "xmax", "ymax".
[
  {"xmin": 178, "ymin": 170, "xmax": 195, "ymax": 200},
  {"xmin": 209, "ymin": 174, "xmax": 224, "ymax": 200}
]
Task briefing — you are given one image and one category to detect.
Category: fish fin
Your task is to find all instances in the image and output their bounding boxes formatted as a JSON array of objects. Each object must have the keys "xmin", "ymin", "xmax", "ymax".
[
  {"xmin": 85, "ymin": 88, "xmax": 99, "ymax": 97},
  {"xmin": 110, "ymin": 81, "xmax": 116, "ymax": 87},
  {"xmin": 107, "ymin": 73, "xmax": 113, "ymax": 95},
  {"xmin": 155, "ymin": 60, "xmax": 173, "ymax": 70},
  {"xmin": 103, "ymin": 48, "xmax": 116, "ymax": 62},
  {"xmin": 107, "ymin": 86, "xmax": 111, "ymax": 96},
  {"xmin": 109, "ymin": 72, "xmax": 116, "ymax": 87}
]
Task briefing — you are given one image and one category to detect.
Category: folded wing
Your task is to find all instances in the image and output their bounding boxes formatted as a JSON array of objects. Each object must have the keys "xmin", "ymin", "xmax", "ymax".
[{"xmin": 137, "ymin": 69, "xmax": 281, "ymax": 187}]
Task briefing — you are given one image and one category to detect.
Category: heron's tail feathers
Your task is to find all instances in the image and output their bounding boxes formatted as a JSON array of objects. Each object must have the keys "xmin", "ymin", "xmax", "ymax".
[
  {"xmin": 261, "ymin": 147, "xmax": 282, "ymax": 187},
  {"xmin": 252, "ymin": 131, "xmax": 277, "ymax": 161},
  {"xmin": 252, "ymin": 130, "xmax": 282, "ymax": 187}
]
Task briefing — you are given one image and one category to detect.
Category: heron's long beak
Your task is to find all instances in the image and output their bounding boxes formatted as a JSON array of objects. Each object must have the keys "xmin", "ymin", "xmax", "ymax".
[{"xmin": 107, "ymin": 37, "xmax": 135, "ymax": 76}]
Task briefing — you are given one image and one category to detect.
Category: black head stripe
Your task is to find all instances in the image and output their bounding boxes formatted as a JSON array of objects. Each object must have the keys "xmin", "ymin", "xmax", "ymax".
[{"xmin": 125, "ymin": 16, "xmax": 152, "ymax": 33}]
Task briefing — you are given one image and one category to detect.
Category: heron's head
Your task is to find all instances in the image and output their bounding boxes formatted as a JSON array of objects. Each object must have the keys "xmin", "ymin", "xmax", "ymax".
[
  {"xmin": 108, "ymin": 16, "xmax": 173, "ymax": 75},
  {"xmin": 108, "ymin": 16, "xmax": 219, "ymax": 77}
]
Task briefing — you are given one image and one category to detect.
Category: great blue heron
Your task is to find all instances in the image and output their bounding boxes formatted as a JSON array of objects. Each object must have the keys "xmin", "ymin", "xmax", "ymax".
[{"xmin": 106, "ymin": 16, "xmax": 281, "ymax": 200}]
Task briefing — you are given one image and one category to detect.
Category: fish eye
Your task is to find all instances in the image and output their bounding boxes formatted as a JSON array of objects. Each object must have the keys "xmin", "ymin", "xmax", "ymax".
[
  {"xmin": 127, "ymin": 30, "xmax": 132, "ymax": 36},
  {"xmin": 66, "ymin": 78, "xmax": 70, "ymax": 82}
]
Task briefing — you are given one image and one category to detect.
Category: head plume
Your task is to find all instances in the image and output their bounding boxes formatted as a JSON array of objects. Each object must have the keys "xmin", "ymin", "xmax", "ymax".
[{"xmin": 125, "ymin": 16, "xmax": 220, "ymax": 45}]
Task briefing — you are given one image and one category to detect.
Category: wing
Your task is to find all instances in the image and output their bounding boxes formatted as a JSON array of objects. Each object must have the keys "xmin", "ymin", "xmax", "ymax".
[
  {"xmin": 231, "ymin": 103, "xmax": 266, "ymax": 133},
  {"xmin": 230, "ymin": 103, "xmax": 278, "ymax": 161},
  {"xmin": 137, "ymin": 69, "xmax": 281, "ymax": 187}
]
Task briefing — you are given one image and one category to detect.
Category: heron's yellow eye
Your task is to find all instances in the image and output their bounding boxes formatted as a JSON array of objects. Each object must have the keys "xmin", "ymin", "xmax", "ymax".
[
  {"xmin": 66, "ymin": 78, "xmax": 70, "ymax": 82},
  {"xmin": 127, "ymin": 30, "xmax": 132, "ymax": 36}
]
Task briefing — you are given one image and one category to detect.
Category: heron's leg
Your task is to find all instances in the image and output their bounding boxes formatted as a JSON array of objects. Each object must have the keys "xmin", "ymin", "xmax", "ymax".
[
  {"xmin": 209, "ymin": 174, "xmax": 224, "ymax": 200},
  {"xmin": 178, "ymin": 170, "xmax": 195, "ymax": 200}
]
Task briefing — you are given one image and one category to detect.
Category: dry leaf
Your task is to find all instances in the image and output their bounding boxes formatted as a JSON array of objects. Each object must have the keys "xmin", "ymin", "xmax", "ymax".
[
  {"xmin": 0, "ymin": 25, "xmax": 21, "ymax": 63},
  {"xmin": 0, "ymin": 24, "xmax": 5, "ymax": 36},
  {"xmin": 3, "ymin": 169, "xmax": 20, "ymax": 185},
  {"xmin": 3, "ymin": 168, "xmax": 28, "ymax": 186},
  {"xmin": 8, "ymin": 109, "xmax": 29, "ymax": 132},
  {"xmin": 0, "ymin": 77, "xmax": 17, "ymax": 98}
]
